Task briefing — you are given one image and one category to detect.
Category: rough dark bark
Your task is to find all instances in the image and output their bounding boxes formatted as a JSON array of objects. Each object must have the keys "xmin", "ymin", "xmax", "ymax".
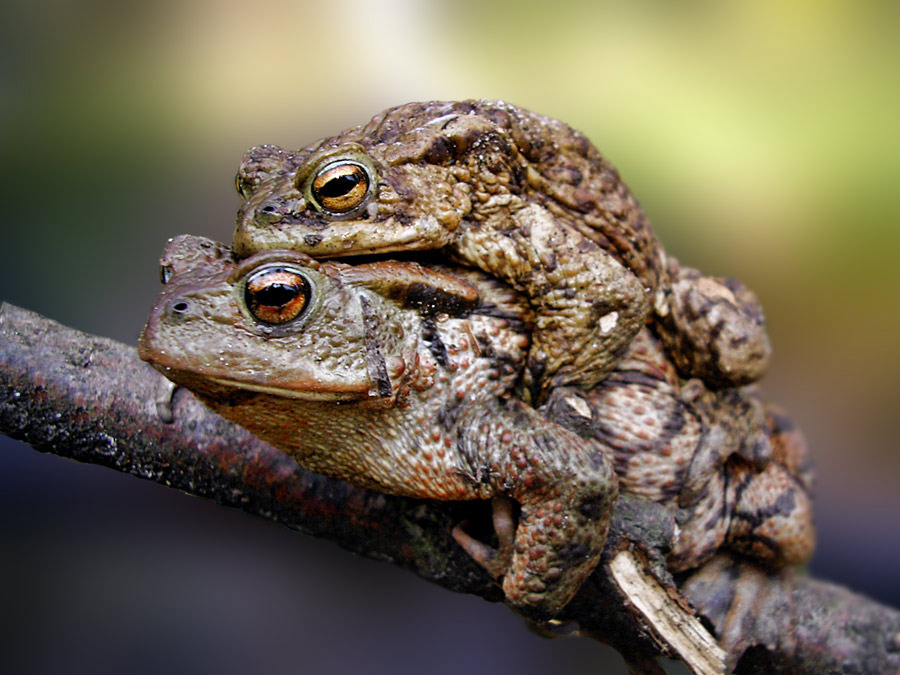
[{"xmin": 2, "ymin": 302, "xmax": 898, "ymax": 674}]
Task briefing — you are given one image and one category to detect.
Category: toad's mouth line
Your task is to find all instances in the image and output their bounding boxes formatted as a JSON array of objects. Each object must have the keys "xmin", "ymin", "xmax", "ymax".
[
  {"xmin": 330, "ymin": 248, "xmax": 456, "ymax": 267},
  {"xmin": 209, "ymin": 377, "xmax": 363, "ymax": 402}
]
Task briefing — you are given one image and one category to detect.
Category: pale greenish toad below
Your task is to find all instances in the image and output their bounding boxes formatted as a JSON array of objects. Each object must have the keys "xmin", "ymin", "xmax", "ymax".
[
  {"xmin": 140, "ymin": 235, "xmax": 618, "ymax": 619},
  {"xmin": 140, "ymin": 236, "xmax": 813, "ymax": 618}
]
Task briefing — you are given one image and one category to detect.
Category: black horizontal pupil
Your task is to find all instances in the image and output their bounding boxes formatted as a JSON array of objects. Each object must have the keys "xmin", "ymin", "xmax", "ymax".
[
  {"xmin": 319, "ymin": 172, "xmax": 361, "ymax": 198},
  {"xmin": 255, "ymin": 282, "xmax": 301, "ymax": 307}
]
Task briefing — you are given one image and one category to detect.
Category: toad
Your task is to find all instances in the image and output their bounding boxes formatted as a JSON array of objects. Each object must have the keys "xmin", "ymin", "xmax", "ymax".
[
  {"xmin": 232, "ymin": 100, "xmax": 771, "ymax": 402},
  {"xmin": 140, "ymin": 236, "xmax": 813, "ymax": 617},
  {"xmin": 140, "ymin": 235, "xmax": 618, "ymax": 619}
]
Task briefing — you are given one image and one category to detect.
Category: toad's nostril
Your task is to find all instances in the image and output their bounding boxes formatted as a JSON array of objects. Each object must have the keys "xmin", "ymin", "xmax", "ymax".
[
  {"xmin": 254, "ymin": 201, "xmax": 283, "ymax": 225},
  {"xmin": 172, "ymin": 301, "xmax": 189, "ymax": 314},
  {"xmin": 252, "ymin": 197, "xmax": 305, "ymax": 226}
]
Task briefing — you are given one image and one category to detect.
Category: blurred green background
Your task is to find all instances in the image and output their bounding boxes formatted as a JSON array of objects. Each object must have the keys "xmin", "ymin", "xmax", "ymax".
[{"xmin": 1, "ymin": 1, "xmax": 898, "ymax": 673}]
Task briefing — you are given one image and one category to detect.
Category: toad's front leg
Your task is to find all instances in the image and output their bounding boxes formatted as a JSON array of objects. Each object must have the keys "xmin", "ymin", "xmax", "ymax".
[
  {"xmin": 451, "ymin": 396, "xmax": 618, "ymax": 619},
  {"xmin": 457, "ymin": 204, "xmax": 650, "ymax": 404}
]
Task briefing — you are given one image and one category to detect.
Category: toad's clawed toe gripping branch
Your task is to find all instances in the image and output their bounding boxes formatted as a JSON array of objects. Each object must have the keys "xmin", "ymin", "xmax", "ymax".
[{"xmin": 452, "ymin": 496, "xmax": 517, "ymax": 581}]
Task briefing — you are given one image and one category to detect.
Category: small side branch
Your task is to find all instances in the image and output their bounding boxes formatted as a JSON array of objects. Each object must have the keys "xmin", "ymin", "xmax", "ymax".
[
  {"xmin": 1, "ymin": 302, "xmax": 898, "ymax": 673},
  {"xmin": 610, "ymin": 550, "xmax": 726, "ymax": 674}
]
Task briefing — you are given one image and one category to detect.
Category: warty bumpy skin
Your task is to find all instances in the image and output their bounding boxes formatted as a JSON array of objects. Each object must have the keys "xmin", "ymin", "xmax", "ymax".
[{"xmin": 545, "ymin": 330, "xmax": 815, "ymax": 572}]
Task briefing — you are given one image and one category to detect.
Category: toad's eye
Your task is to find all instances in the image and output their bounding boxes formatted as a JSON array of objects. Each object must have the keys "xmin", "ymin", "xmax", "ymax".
[
  {"xmin": 244, "ymin": 267, "xmax": 311, "ymax": 325},
  {"xmin": 311, "ymin": 160, "xmax": 370, "ymax": 213}
]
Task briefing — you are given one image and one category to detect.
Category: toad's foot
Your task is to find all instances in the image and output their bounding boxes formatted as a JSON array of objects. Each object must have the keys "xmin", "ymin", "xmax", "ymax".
[
  {"xmin": 681, "ymin": 553, "xmax": 797, "ymax": 671},
  {"xmin": 152, "ymin": 374, "xmax": 178, "ymax": 424}
]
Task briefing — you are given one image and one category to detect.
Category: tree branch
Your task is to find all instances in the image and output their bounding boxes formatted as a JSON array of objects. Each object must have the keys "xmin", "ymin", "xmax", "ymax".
[{"xmin": 2, "ymin": 302, "xmax": 898, "ymax": 673}]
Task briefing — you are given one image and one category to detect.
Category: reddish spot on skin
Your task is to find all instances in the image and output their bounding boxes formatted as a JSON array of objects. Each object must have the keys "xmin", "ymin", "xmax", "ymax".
[
  {"xmin": 530, "ymin": 546, "xmax": 548, "ymax": 560},
  {"xmin": 501, "ymin": 430, "xmax": 513, "ymax": 444}
]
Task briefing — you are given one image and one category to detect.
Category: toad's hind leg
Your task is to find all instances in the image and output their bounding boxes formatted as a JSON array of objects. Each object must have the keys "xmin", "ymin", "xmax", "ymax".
[
  {"xmin": 725, "ymin": 407, "xmax": 816, "ymax": 568},
  {"xmin": 726, "ymin": 460, "xmax": 815, "ymax": 567}
]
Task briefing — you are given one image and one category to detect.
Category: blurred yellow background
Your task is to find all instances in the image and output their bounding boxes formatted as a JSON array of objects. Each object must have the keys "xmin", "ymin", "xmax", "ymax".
[{"xmin": 1, "ymin": 1, "xmax": 898, "ymax": 673}]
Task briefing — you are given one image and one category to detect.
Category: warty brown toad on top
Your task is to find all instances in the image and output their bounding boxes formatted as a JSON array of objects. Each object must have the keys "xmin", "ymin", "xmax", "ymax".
[{"xmin": 232, "ymin": 100, "xmax": 771, "ymax": 402}]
